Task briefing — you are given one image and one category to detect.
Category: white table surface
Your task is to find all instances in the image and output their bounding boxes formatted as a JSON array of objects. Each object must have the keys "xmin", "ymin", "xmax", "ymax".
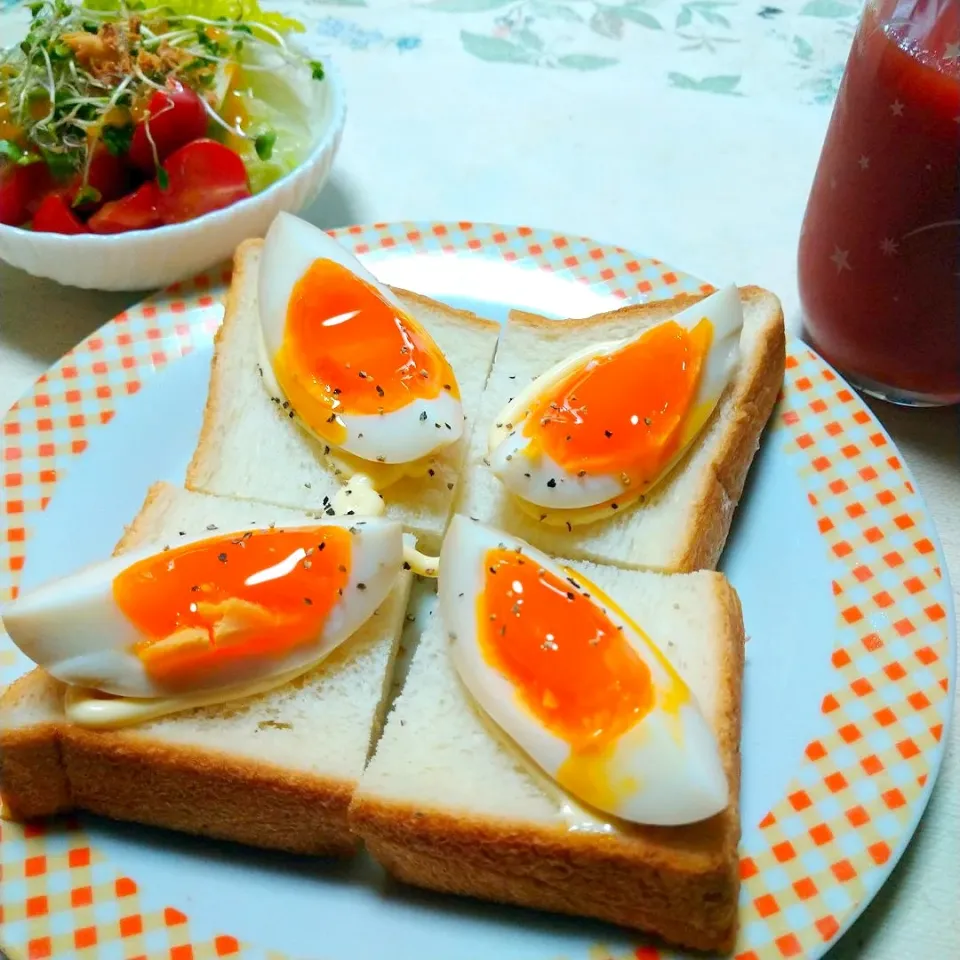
[{"xmin": 0, "ymin": 1, "xmax": 957, "ymax": 957}]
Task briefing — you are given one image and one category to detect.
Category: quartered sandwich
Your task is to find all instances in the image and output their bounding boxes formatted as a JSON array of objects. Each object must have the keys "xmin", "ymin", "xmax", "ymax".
[
  {"xmin": 186, "ymin": 213, "xmax": 501, "ymax": 552},
  {"xmin": 454, "ymin": 282, "xmax": 785, "ymax": 571},
  {"xmin": 351, "ymin": 517, "xmax": 746, "ymax": 952},
  {"xmin": 0, "ymin": 483, "xmax": 411, "ymax": 854}
]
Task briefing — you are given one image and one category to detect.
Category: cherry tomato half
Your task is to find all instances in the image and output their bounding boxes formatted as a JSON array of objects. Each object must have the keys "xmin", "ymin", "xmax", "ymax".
[
  {"xmin": 0, "ymin": 162, "xmax": 53, "ymax": 227},
  {"xmin": 129, "ymin": 81, "xmax": 209, "ymax": 173},
  {"xmin": 32, "ymin": 193, "xmax": 88, "ymax": 235},
  {"xmin": 159, "ymin": 139, "xmax": 251, "ymax": 225},
  {"xmin": 87, "ymin": 181, "xmax": 163, "ymax": 234}
]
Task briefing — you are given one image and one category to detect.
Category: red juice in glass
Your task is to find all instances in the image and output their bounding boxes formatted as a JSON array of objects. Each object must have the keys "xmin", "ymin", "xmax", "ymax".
[{"xmin": 798, "ymin": 0, "xmax": 960, "ymax": 405}]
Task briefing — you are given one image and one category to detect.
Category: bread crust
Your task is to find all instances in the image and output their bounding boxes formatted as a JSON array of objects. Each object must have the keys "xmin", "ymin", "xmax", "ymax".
[
  {"xmin": 184, "ymin": 239, "xmax": 260, "ymax": 494},
  {"xmin": 0, "ymin": 667, "xmax": 360, "ymax": 855},
  {"xmin": 351, "ymin": 574, "xmax": 746, "ymax": 952}
]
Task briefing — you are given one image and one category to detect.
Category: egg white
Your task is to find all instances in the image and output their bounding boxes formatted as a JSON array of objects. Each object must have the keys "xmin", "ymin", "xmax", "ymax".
[
  {"xmin": 488, "ymin": 284, "xmax": 744, "ymax": 511},
  {"xmin": 438, "ymin": 515, "xmax": 729, "ymax": 826},
  {"xmin": 258, "ymin": 213, "xmax": 464, "ymax": 465},
  {"xmin": 0, "ymin": 516, "xmax": 404, "ymax": 699}
]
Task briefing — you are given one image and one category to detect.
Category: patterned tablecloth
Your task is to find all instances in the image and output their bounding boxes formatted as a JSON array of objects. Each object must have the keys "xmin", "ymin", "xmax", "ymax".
[{"xmin": 0, "ymin": 1, "xmax": 957, "ymax": 958}]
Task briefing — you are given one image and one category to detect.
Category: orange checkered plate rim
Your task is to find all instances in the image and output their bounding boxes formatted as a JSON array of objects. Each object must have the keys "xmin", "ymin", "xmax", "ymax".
[{"xmin": 0, "ymin": 221, "xmax": 954, "ymax": 960}]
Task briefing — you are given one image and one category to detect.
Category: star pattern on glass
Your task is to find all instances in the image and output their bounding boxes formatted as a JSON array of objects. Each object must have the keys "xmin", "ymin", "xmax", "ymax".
[
  {"xmin": 830, "ymin": 247, "xmax": 852, "ymax": 273},
  {"xmin": 880, "ymin": 238, "xmax": 899, "ymax": 257},
  {"xmin": 858, "ymin": 155, "xmax": 871, "ymax": 170},
  {"xmin": 890, "ymin": 99, "xmax": 904, "ymax": 116},
  {"xmin": 945, "ymin": 40, "xmax": 960, "ymax": 60}
]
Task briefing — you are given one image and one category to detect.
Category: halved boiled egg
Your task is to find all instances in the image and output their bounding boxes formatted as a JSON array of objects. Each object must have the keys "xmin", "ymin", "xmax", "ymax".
[
  {"xmin": 438, "ymin": 516, "xmax": 728, "ymax": 826},
  {"xmin": 258, "ymin": 213, "xmax": 463, "ymax": 465},
  {"xmin": 488, "ymin": 285, "xmax": 743, "ymax": 523},
  {"xmin": 1, "ymin": 517, "xmax": 403, "ymax": 699}
]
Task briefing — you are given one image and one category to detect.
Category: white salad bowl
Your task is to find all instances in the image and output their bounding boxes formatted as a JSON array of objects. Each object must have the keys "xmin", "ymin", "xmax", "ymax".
[{"xmin": 0, "ymin": 64, "xmax": 346, "ymax": 292}]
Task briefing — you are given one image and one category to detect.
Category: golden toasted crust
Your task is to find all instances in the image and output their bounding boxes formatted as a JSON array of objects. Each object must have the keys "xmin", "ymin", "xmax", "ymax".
[
  {"xmin": 0, "ymin": 668, "xmax": 359, "ymax": 856},
  {"xmin": 0, "ymin": 671, "xmax": 72, "ymax": 820},
  {"xmin": 509, "ymin": 286, "xmax": 786, "ymax": 573},
  {"xmin": 183, "ymin": 239, "xmax": 259, "ymax": 493},
  {"xmin": 350, "ymin": 575, "xmax": 746, "ymax": 953}
]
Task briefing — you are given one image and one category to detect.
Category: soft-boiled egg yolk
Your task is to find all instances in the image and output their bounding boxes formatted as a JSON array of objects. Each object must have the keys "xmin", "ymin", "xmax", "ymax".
[
  {"xmin": 273, "ymin": 258, "xmax": 460, "ymax": 449},
  {"xmin": 113, "ymin": 527, "xmax": 351, "ymax": 689},
  {"xmin": 479, "ymin": 548, "xmax": 653, "ymax": 753},
  {"xmin": 439, "ymin": 515, "xmax": 729, "ymax": 825},
  {"xmin": 523, "ymin": 317, "xmax": 712, "ymax": 485}
]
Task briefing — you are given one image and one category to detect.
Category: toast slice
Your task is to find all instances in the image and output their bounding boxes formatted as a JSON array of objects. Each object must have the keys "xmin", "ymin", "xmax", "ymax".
[
  {"xmin": 186, "ymin": 239, "xmax": 501, "ymax": 552},
  {"xmin": 453, "ymin": 286, "xmax": 785, "ymax": 572},
  {"xmin": 350, "ymin": 565, "xmax": 745, "ymax": 952},
  {"xmin": 0, "ymin": 482, "xmax": 411, "ymax": 856}
]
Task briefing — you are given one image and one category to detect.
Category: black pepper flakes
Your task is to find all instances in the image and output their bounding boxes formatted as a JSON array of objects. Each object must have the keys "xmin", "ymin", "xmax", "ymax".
[
  {"xmin": 419, "ymin": 411, "xmax": 428, "ymax": 422},
  {"xmin": 357, "ymin": 583, "xmax": 367, "ymax": 591},
  {"xmin": 546, "ymin": 478, "xmax": 557, "ymax": 488},
  {"xmin": 217, "ymin": 552, "xmax": 228, "ymax": 563},
  {"xmin": 604, "ymin": 430, "xmax": 613, "ymax": 438}
]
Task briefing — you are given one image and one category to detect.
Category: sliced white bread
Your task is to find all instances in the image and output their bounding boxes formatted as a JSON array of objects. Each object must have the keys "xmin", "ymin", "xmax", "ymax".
[
  {"xmin": 0, "ymin": 482, "xmax": 411, "ymax": 855},
  {"xmin": 186, "ymin": 240, "xmax": 501, "ymax": 552},
  {"xmin": 350, "ymin": 564, "xmax": 745, "ymax": 953},
  {"xmin": 453, "ymin": 286, "xmax": 785, "ymax": 572}
]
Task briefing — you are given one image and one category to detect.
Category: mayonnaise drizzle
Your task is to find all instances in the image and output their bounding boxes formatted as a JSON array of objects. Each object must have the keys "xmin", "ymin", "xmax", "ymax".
[
  {"xmin": 330, "ymin": 473, "xmax": 440, "ymax": 579},
  {"xmin": 330, "ymin": 474, "xmax": 385, "ymax": 518},
  {"xmin": 64, "ymin": 660, "xmax": 317, "ymax": 730}
]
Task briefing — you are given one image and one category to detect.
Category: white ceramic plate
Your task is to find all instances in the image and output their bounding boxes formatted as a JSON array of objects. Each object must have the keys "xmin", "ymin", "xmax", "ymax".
[{"xmin": 0, "ymin": 222, "xmax": 954, "ymax": 960}]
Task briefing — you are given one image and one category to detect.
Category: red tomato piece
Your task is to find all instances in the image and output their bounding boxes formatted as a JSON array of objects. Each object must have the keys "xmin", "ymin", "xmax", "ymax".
[
  {"xmin": 159, "ymin": 139, "xmax": 251, "ymax": 225},
  {"xmin": 129, "ymin": 81, "xmax": 209, "ymax": 173},
  {"xmin": 85, "ymin": 145, "xmax": 130, "ymax": 204},
  {"xmin": 0, "ymin": 162, "xmax": 53, "ymax": 226},
  {"xmin": 87, "ymin": 181, "xmax": 163, "ymax": 234},
  {"xmin": 31, "ymin": 193, "xmax": 88, "ymax": 235}
]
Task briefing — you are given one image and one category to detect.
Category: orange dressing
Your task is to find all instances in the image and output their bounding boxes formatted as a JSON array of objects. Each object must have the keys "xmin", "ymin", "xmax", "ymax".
[
  {"xmin": 113, "ymin": 527, "xmax": 352, "ymax": 688},
  {"xmin": 523, "ymin": 318, "xmax": 712, "ymax": 482},
  {"xmin": 477, "ymin": 549, "xmax": 653, "ymax": 754},
  {"xmin": 273, "ymin": 259, "xmax": 459, "ymax": 444}
]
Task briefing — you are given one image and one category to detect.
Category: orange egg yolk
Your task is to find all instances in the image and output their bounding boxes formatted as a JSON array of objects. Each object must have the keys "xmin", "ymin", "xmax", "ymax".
[
  {"xmin": 477, "ymin": 549, "xmax": 653, "ymax": 753},
  {"xmin": 274, "ymin": 258, "xmax": 460, "ymax": 445},
  {"xmin": 113, "ymin": 527, "xmax": 352, "ymax": 689},
  {"xmin": 523, "ymin": 318, "xmax": 712, "ymax": 483}
]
